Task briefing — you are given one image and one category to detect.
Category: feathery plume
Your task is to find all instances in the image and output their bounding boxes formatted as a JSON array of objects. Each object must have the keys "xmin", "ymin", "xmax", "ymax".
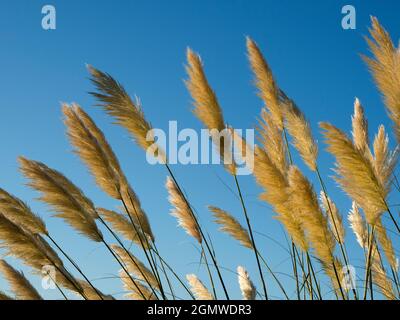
[
  {"xmin": 371, "ymin": 245, "xmax": 396, "ymax": 300},
  {"xmin": 348, "ymin": 202, "xmax": 368, "ymax": 248},
  {"xmin": 0, "ymin": 188, "xmax": 47, "ymax": 235},
  {"xmin": 88, "ymin": 66, "xmax": 165, "ymax": 161},
  {"xmin": 375, "ymin": 219, "xmax": 397, "ymax": 270},
  {"xmin": 247, "ymin": 37, "xmax": 283, "ymax": 129},
  {"xmin": 18, "ymin": 157, "xmax": 102, "ymax": 242},
  {"xmin": 320, "ymin": 192, "xmax": 345, "ymax": 245},
  {"xmin": 166, "ymin": 176, "xmax": 201, "ymax": 243},
  {"xmin": 237, "ymin": 266, "xmax": 256, "ymax": 300},
  {"xmin": 363, "ymin": 17, "xmax": 400, "ymax": 142},
  {"xmin": 253, "ymin": 147, "xmax": 308, "ymax": 251},
  {"xmin": 209, "ymin": 206, "xmax": 252, "ymax": 249},
  {"xmin": 63, "ymin": 103, "xmax": 153, "ymax": 240},
  {"xmin": 351, "ymin": 98, "xmax": 369, "ymax": 153},
  {"xmin": 120, "ymin": 270, "xmax": 156, "ymax": 300},
  {"xmin": 320, "ymin": 122, "xmax": 386, "ymax": 224},
  {"xmin": 185, "ymin": 48, "xmax": 235, "ymax": 175},
  {"xmin": 0, "ymin": 260, "xmax": 42, "ymax": 300},
  {"xmin": 186, "ymin": 274, "xmax": 214, "ymax": 300},
  {"xmin": 283, "ymin": 100, "xmax": 318, "ymax": 171},
  {"xmin": 0, "ymin": 291, "xmax": 12, "ymax": 300},
  {"xmin": 372, "ymin": 125, "xmax": 398, "ymax": 196},
  {"xmin": 97, "ymin": 208, "xmax": 149, "ymax": 249},
  {"xmin": 112, "ymin": 245, "xmax": 158, "ymax": 289},
  {"xmin": 0, "ymin": 214, "xmax": 82, "ymax": 295},
  {"xmin": 78, "ymin": 280, "xmax": 114, "ymax": 300},
  {"xmin": 257, "ymin": 108, "xmax": 288, "ymax": 175},
  {"xmin": 287, "ymin": 166, "xmax": 341, "ymax": 290}
]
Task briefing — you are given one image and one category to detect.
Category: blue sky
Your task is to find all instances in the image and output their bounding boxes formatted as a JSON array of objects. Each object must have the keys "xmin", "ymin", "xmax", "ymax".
[{"xmin": 0, "ymin": 0, "xmax": 399, "ymax": 299}]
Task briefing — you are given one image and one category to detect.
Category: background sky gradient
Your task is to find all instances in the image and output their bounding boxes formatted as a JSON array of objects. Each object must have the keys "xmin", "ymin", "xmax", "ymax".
[{"xmin": 0, "ymin": 0, "xmax": 400, "ymax": 299}]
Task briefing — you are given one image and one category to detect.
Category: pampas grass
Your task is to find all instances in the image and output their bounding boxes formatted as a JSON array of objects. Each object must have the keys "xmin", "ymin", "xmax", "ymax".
[
  {"xmin": 0, "ymin": 260, "xmax": 42, "ymax": 300},
  {"xmin": 209, "ymin": 206, "xmax": 252, "ymax": 249},
  {"xmin": 348, "ymin": 202, "xmax": 368, "ymax": 249},
  {"xmin": 0, "ymin": 17, "xmax": 399, "ymax": 301},
  {"xmin": 166, "ymin": 176, "xmax": 202, "ymax": 243},
  {"xmin": 63, "ymin": 103, "xmax": 154, "ymax": 240},
  {"xmin": 237, "ymin": 266, "xmax": 256, "ymax": 300},
  {"xmin": 186, "ymin": 274, "xmax": 215, "ymax": 300}
]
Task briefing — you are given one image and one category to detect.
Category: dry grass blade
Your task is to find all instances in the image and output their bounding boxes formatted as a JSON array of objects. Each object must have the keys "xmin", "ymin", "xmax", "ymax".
[
  {"xmin": 185, "ymin": 48, "xmax": 235, "ymax": 175},
  {"xmin": 257, "ymin": 108, "xmax": 288, "ymax": 175},
  {"xmin": 0, "ymin": 188, "xmax": 47, "ymax": 235},
  {"xmin": 320, "ymin": 192, "xmax": 345, "ymax": 245},
  {"xmin": 246, "ymin": 37, "xmax": 283, "ymax": 129},
  {"xmin": 120, "ymin": 270, "xmax": 156, "ymax": 300},
  {"xmin": 97, "ymin": 208, "xmax": 149, "ymax": 249},
  {"xmin": 166, "ymin": 176, "xmax": 201, "ymax": 243},
  {"xmin": 363, "ymin": 17, "xmax": 400, "ymax": 142},
  {"xmin": 0, "ymin": 260, "xmax": 42, "ymax": 300},
  {"xmin": 112, "ymin": 245, "xmax": 158, "ymax": 288},
  {"xmin": 18, "ymin": 157, "xmax": 102, "ymax": 242},
  {"xmin": 283, "ymin": 100, "xmax": 318, "ymax": 171},
  {"xmin": 348, "ymin": 202, "xmax": 368, "ymax": 249},
  {"xmin": 186, "ymin": 274, "xmax": 214, "ymax": 300},
  {"xmin": 237, "ymin": 266, "xmax": 256, "ymax": 300},
  {"xmin": 320, "ymin": 122, "xmax": 386, "ymax": 224},
  {"xmin": 209, "ymin": 206, "xmax": 252, "ymax": 249},
  {"xmin": 63, "ymin": 103, "xmax": 153, "ymax": 240}
]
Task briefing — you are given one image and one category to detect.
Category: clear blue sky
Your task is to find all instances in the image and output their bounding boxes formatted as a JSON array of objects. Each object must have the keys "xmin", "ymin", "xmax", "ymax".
[{"xmin": 0, "ymin": 0, "xmax": 399, "ymax": 299}]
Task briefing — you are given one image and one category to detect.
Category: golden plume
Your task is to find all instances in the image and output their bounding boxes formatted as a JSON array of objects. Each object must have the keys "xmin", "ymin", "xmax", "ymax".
[
  {"xmin": 257, "ymin": 108, "xmax": 288, "ymax": 175},
  {"xmin": 18, "ymin": 157, "xmax": 102, "ymax": 242},
  {"xmin": 0, "ymin": 214, "xmax": 83, "ymax": 295},
  {"xmin": 166, "ymin": 176, "xmax": 202, "ymax": 243},
  {"xmin": 186, "ymin": 274, "xmax": 214, "ymax": 300},
  {"xmin": 348, "ymin": 202, "xmax": 368, "ymax": 248},
  {"xmin": 351, "ymin": 98, "xmax": 369, "ymax": 154},
  {"xmin": 320, "ymin": 192, "xmax": 345, "ymax": 245},
  {"xmin": 246, "ymin": 37, "xmax": 283, "ymax": 129},
  {"xmin": 0, "ymin": 260, "xmax": 42, "ymax": 300},
  {"xmin": 88, "ymin": 66, "xmax": 165, "ymax": 161},
  {"xmin": 372, "ymin": 125, "xmax": 398, "ymax": 196},
  {"xmin": 78, "ymin": 280, "xmax": 114, "ymax": 300},
  {"xmin": 0, "ymin": 291, "xmax": 12, "ymax": 300},
  {"xmin": 283, "ymin": 99, "xmax": 318, "ymax": 171},
  {"xmin": 0, "ymin": 188, "xmax": 47, "ymax": 235},
  {"xmin": 363, "ymin": 17, "xmax": 400, "ymax": 142},
  {"xmin": 371, "ymin": 245, "xmax": 396, "ymax": 300},
  {"xmin": 253, "ymin": 147, "xmax": 308, "ymax": 251},
  {"xmin": 62, "ymin": 103, "xmax": 153, "ymax": 240},
  {"xmin": 119, "ymin": 270, "xmax": 156, "ymax": 300},
  {"xmin": 97, "ymin": 208, "xmax": 149, "ymax": 249},
  {"xmin": 320, "ymin": 122, "xmax": 386, "ymax": 224},
  {"xmin": 185, "ymin": 48, "xmax": 235, "ymax": 175},
  {"xmin": 209, "ymin": 206, "xmax": 252, "ymax": 249},
  {"xmin": 287, "ymin": 166, "xmax": 341, "ymax": 290},
  {"xmin": 237, "ymin": 266, "xmax": 256, "ymax": 300},
  {"xmin": 112, "ymin": 245, "xmax": 158, "ymax": 289},
  {"xmin": 375, "ymin": 219, "xmax": 397, "ymax": 271}
]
